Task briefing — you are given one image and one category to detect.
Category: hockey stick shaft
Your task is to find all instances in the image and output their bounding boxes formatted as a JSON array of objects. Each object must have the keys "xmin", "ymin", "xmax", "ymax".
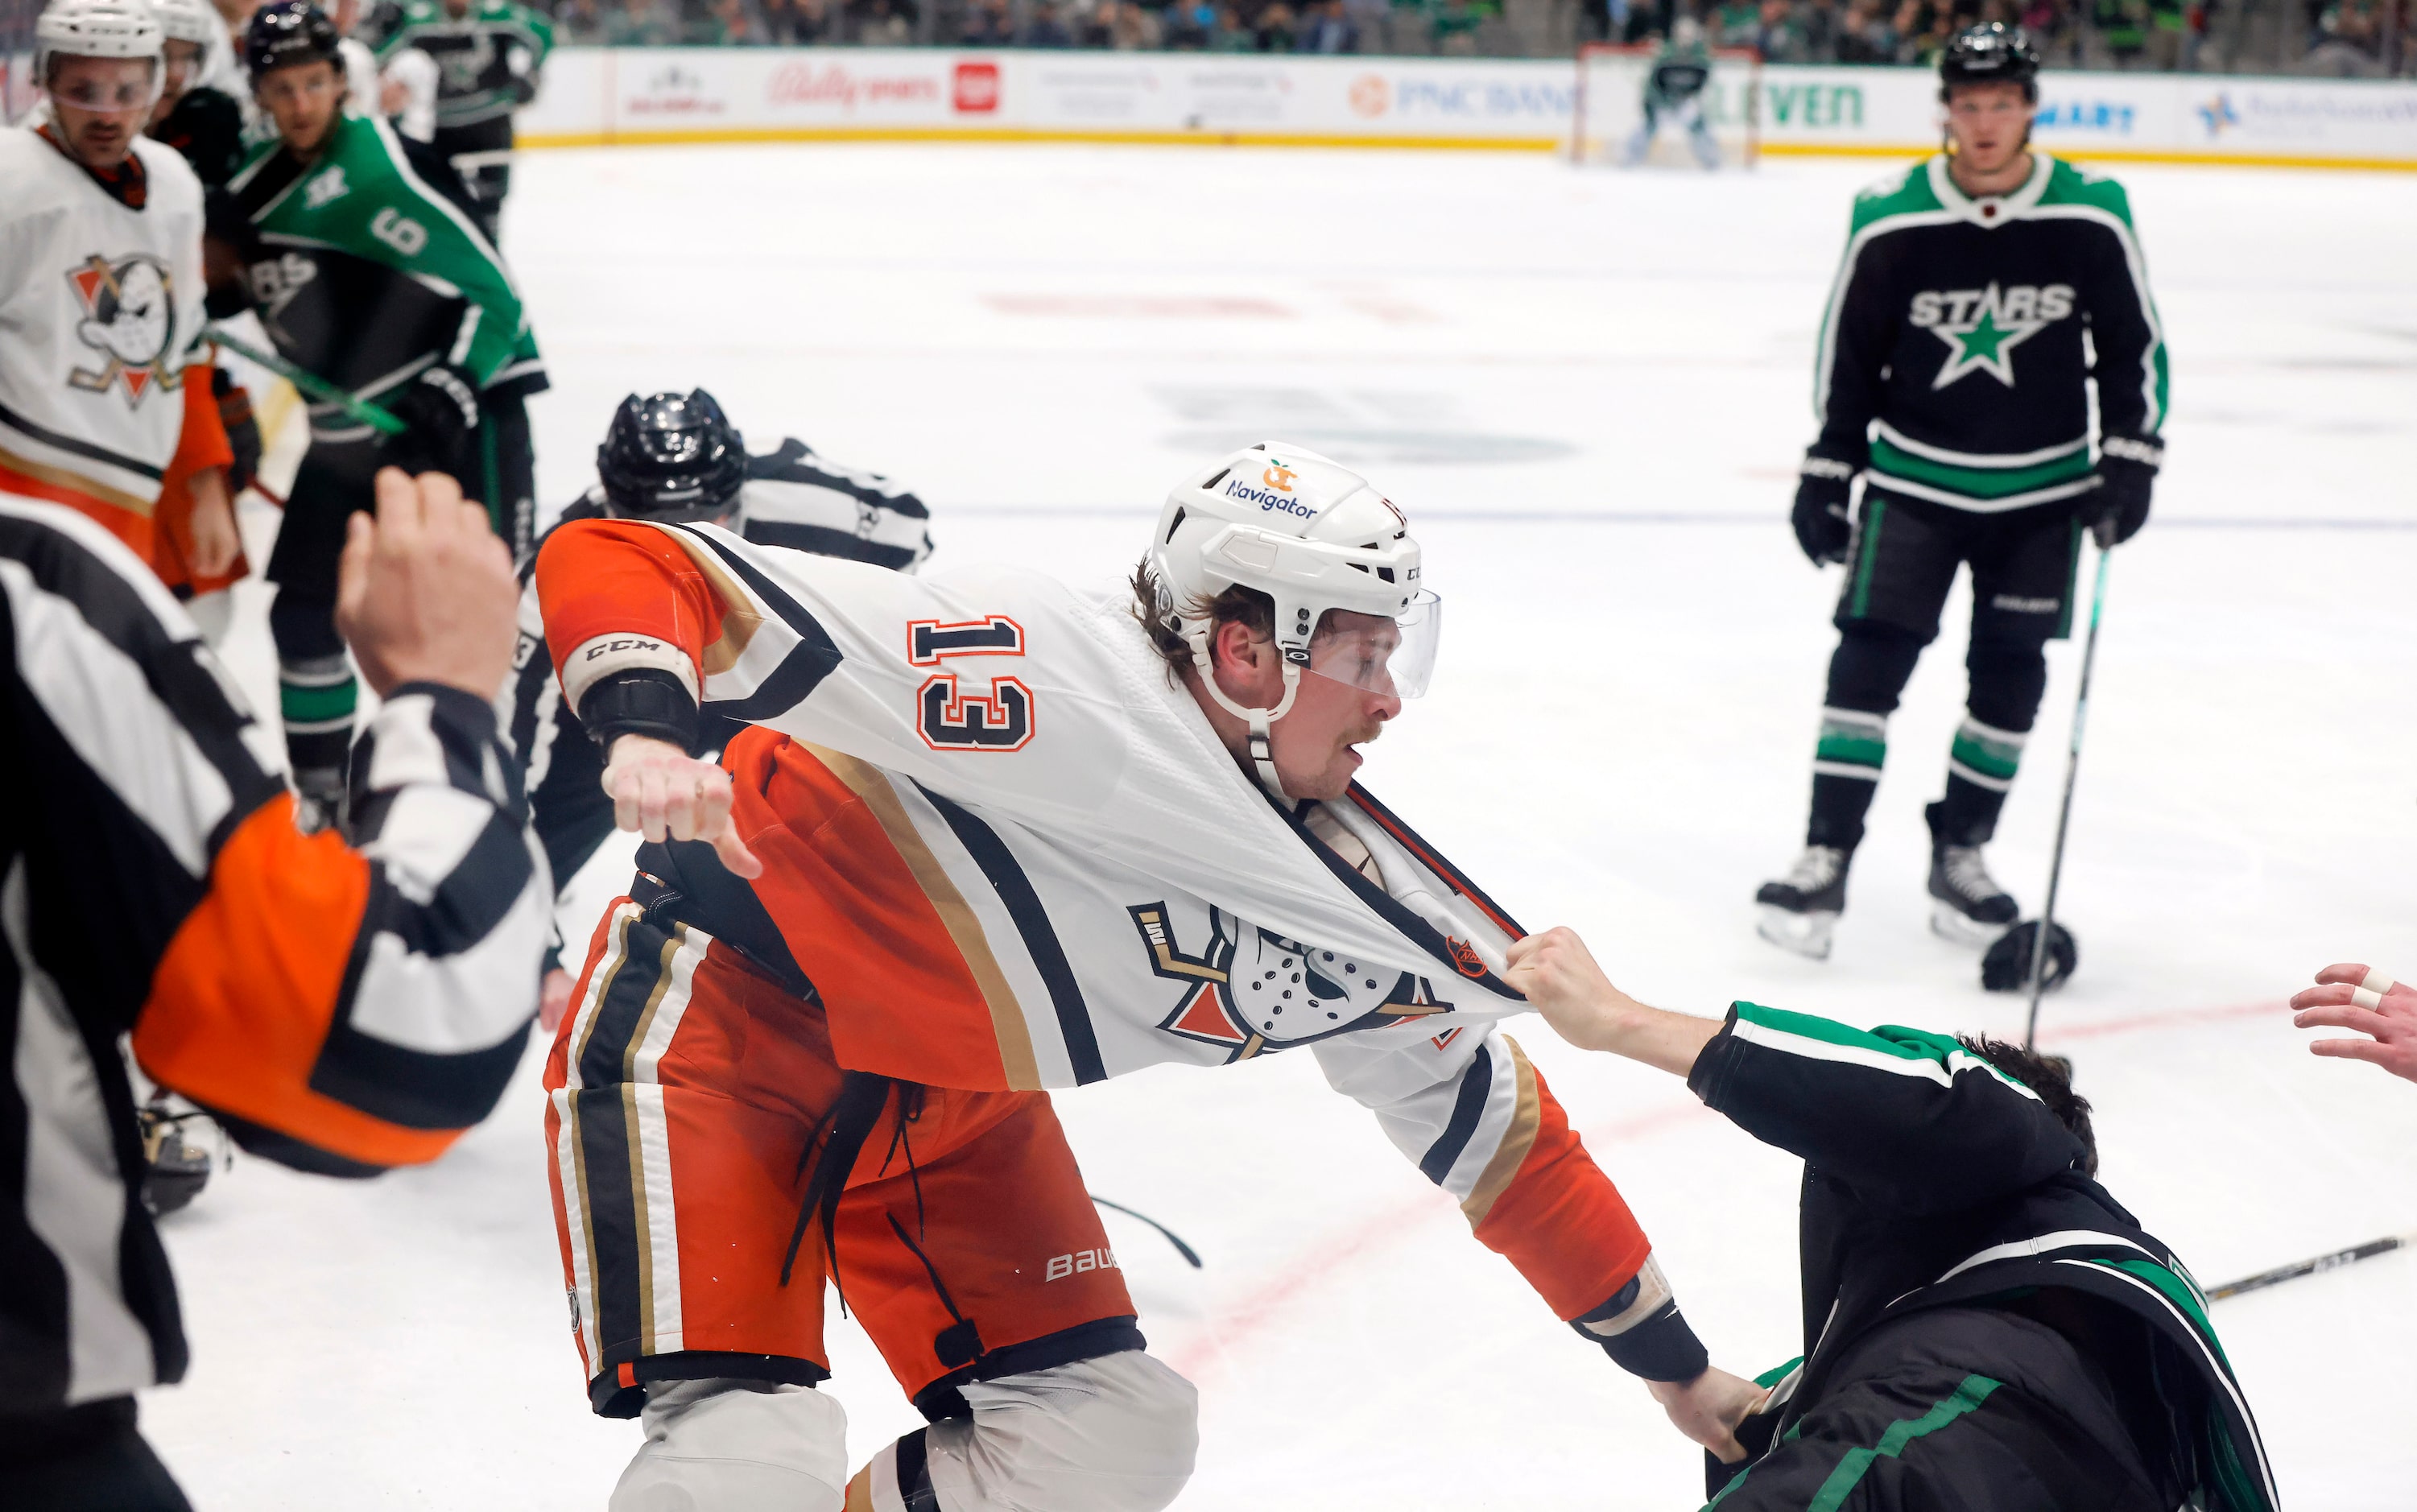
[
  {"xmin": 2208, "ymin": 1233, "xmax": 2414, "ymax": 1301},
  {"xmin": 205, "ymin": 325, "xmax": 408, "ymax": 436},
  {"xmin": 1089, "ymin": 1195, "xmax": 1204, "ymax": 1270},
  {"xmin": 2024, "ymin": 545, "xmax": 2113, "ymax": 1048}
]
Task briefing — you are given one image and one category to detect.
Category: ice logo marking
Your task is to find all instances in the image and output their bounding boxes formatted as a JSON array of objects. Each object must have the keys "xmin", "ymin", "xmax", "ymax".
[{"xmin": 64, "ymin": 254, "xmax": 180, "ymax": 407}]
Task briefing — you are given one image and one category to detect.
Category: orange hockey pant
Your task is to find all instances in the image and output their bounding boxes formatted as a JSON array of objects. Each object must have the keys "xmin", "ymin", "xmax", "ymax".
[{"xmin": 545, "ymin": 899, "xmax": 1139, "ymax": 1420}]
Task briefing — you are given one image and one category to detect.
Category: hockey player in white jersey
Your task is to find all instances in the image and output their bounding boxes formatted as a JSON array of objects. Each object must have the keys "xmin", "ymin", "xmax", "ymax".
[
  {"xmin": 0, "ymin": 0, "xmax": 237, "ymax": 580},
  {"xmin": 531, "ymin": 442, "xmax": 1764, "ymax": 1510},
  {"xmin": 498, "ymin": 388, "xmax": 934, "ymax": 1029}
]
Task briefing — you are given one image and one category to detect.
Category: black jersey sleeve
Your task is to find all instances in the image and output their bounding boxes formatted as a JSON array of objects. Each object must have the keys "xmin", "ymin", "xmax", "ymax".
[
  {"xmin": 1809, "ymin": 221, "xmax": 1894, "ymax": 472},
  {"xmin": 1687, "ymin": 1002, "xmax": 2085, "ymax": 1215},
  {"xmin": 2072, "ymin": 200, "xmax": 2169, "ymax": 444}
]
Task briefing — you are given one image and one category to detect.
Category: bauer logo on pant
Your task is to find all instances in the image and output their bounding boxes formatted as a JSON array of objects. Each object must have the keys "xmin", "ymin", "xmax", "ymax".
[{"xmin": 65, "ymin": 254, "xmax": 181, "ymax": 408}]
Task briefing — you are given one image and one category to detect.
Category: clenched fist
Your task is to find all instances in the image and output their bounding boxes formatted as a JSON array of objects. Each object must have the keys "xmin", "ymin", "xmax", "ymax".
[{"xmin": 603, "ymin": 733, "xmax": 762, "ymax": 879}]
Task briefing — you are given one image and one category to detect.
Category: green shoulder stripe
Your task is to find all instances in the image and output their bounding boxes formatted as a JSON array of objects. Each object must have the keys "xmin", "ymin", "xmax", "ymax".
[
  {"xmin": 1847, "ymin": 158, "xmax": 1944, "ymax": 235},
  {"xmin": 1730, "ymin": 1002, "xmax": 2039, "ymax": 1097},
  {"xmin": 2038, "ymin": 156, "xmax": 2136, "ymax": 228}
]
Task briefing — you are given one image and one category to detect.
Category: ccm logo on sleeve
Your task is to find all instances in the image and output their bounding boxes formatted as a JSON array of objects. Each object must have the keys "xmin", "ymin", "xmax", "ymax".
[{"xmin": 584, "ymin": 637, "xmax": 667, "ymax": 660}]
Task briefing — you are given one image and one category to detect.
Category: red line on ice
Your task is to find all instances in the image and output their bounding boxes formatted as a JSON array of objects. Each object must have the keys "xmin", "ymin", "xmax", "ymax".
[
  {"xmin": 1167, "ymin": 1099, "xmax": 1715, "ymax": 1382},
  {"xmin": 1170, "ymin": 998, "xmax": 2283, "ymax": 1382}
]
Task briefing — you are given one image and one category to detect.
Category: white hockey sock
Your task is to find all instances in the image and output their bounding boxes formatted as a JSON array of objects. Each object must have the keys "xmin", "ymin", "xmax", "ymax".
[{"xmin": 609, "ymin": 1378, "xmax": 849, "ymax": 1512}]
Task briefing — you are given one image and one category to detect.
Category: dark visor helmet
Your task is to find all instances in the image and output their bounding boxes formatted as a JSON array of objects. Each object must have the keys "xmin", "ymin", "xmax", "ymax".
[
  {"xmin": 597, "ymin": 390, "xmax": 748, "ymax": 523},
  {"xmin": 1939, "ymin": 23, "xmax": 2042, "ymax": 102},
  {"xmin": 246, "ymin": 1, "xmax": 342, "ymax": 83}
]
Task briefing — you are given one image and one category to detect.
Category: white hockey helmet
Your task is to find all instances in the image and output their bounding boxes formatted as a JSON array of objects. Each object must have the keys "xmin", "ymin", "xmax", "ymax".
[
  {"xmin": 1149, "ymin": 441, "xmax": 1440, "ymax": 795},
  {"xmin": 37, "ymin": 0, "xmax": 165, "ymax": 100},
  {"xmin": 148, "ymin": 0, "xmax": 219, "ymax": 48}
]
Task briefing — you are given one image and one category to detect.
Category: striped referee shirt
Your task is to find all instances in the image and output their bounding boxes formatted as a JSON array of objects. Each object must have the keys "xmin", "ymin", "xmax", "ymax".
[{"xmin": 0, "ymin": 491, "xmax": 548, "ymax": 1415}]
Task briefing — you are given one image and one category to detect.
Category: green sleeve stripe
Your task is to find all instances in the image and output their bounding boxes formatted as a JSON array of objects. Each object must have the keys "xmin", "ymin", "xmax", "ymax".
[
  {"xmin": 1805, "ymin": 1375, "xmax": 2002, "ymax": 1512},
  {"xmin": 1730, "ymin": 1002, "xmax": 2039, "ymax": 1098},
  {"xmin": 1754, "ymin": 1356, "xmax": 1805, "ymax": 1390}
]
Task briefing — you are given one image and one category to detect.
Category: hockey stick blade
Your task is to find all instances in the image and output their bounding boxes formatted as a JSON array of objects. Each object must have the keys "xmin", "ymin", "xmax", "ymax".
[
  {"xmin": 2208, "ymin": 1232, "xmax": 2415, "ymax": 1301},
  {"xmin": 1089, "ymin": 1196, "xmax": 1204, "ymax": 1270}
]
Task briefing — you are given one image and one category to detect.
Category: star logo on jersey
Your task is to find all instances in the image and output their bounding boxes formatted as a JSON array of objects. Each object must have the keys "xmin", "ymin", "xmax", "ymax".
[
  {"xmin": 1923, "ymin": 282, "xmax": 2051, "ymax": 391},
  {"xmin": 64, "ymin": 254, "xmax": 180, "ymax": 408},
  {"xmin": 1128, "ymin": 902, "xmax": 1445, "ymax": 1064},
  {"xmin": 304, "ymin": 164, "xmax": 349, "ymax": 209}
]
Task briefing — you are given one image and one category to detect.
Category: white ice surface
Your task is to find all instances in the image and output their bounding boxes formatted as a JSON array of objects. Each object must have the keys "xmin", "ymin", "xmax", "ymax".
[{"xmin": 147, "ymin": 143, "xmax": 2417, "ymax": 1509}]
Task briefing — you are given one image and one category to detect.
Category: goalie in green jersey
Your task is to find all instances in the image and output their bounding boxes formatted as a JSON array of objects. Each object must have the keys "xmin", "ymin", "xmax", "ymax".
[
  {"xmin": 208, "ymin": 1, "xmax": 545, "ymax": 823},
  {"xmin": 1622, "ymin": 17, "xmax": 1722, "ymax": 171}
]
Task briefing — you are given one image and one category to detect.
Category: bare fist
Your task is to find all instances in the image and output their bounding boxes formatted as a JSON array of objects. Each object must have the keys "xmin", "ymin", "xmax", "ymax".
[
  {"xmin": 603, "ymin": 734, "xmax": 762, "ymax": 879},
  {"xmin": 2291, "ymin": 964, "xmax": 2417, "ymax": 1086},
  {"xmin": 336, "ymin": 469, "xmax": 516, "ymax": 699},
  {"xmin": 1646, "ymin": 1367, "xmax": 1771, "ymax": 1465},
  {"xmin": 1502, "ymin": 925, "xmax": 1629, "ymax": 1051}
]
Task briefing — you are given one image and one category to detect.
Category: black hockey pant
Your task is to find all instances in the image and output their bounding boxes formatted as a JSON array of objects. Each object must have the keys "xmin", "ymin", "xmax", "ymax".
[
  {"xmin": 1804, "ymin": 490, "xmax": 2084, "ymax": 853},
  {"xmin": 1708, "ymin": 1308, "xmax": 2170, "ymax": 1512},
  {"xmin": 434, "ymin": 115, "xmax": 514, "ymax": 246},
  {"xmin": 0, "ymin": 1398, "xmax": 192, "ymax": 1511},
  {"xmin": 266, "ymin": 396, "xmax": 535, "ymax": 806}
]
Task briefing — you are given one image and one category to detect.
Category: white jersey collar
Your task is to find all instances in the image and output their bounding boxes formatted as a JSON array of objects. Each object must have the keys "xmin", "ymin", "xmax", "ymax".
[{"xmin": 1927, "ymin": 151, "xmax": 2052, "ymax": 229}]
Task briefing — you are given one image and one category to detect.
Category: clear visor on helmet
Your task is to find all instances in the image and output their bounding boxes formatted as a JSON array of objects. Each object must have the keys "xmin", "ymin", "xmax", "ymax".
[
  {"xmin": 48, "ymin": 59, "xmax": 163, "ymax": 114},
  {"xmin": 1304, "ymin": 590, "xmax": 1441, "ymax": 700}
]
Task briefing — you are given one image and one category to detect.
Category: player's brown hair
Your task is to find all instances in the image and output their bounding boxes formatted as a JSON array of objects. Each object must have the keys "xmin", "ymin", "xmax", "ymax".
[
  {"xmin": 1130, "ymin": 557, "xmax": 1274, "ymax": 684},
  {"xmin": 1956, "ymin": 1035, "xmax": 2098, "ymax": 1178}
]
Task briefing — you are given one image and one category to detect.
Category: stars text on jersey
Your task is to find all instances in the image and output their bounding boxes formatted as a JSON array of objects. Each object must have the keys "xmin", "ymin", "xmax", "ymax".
[{"xmin": 1907, "ymin": 281, "xmax": 2073, "ymax": 391}]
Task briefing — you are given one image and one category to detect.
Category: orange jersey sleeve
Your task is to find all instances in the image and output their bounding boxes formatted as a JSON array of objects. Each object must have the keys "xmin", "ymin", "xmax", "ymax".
[
  {"xmin": 535, "ymin": 517, "xmax": 730, "ymax": 715},
  {"xmin": 1468, "ymin": 1063, "xmax": 1654, "ymax": 1320}
]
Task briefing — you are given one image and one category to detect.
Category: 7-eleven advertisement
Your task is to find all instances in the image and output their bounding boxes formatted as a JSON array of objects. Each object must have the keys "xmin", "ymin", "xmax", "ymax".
[{"xmin": 518, "ymin": 48, "xmax": 2417, "ymax": 166}]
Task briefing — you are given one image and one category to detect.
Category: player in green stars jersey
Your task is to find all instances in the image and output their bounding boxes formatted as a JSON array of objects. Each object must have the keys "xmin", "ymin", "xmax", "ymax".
[{"xmin": 209, "ymin": 1, "xmax": 544, "ymax": 821}]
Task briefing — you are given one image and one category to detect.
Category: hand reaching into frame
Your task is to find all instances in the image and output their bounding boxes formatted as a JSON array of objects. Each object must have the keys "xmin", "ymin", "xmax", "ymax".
[{"xmin": 2289, "ymin": 964, "xmax": 2417, "ymax": 1086}]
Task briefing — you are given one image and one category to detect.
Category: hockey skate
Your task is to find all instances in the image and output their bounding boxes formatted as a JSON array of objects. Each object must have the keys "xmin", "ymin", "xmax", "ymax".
[
  {"xmin": 138, "ymin": 1101, "xmax": 213, "ymax": 1217},
  {"xmin": 1756, "ymin": 845, "xmax": 1849, "ymax": 960},
  {"xmin": 1927, "ymin": 842, "xmax": 2018, "ymax": 947}
]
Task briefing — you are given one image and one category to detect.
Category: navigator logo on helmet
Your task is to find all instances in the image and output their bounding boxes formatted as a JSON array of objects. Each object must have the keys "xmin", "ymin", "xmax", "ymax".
[{"xmin": 1147, "ymin": 441, "xmax": 1441, "ymax": 797}]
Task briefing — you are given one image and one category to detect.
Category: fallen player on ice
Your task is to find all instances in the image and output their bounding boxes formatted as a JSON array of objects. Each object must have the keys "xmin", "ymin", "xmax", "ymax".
[{"xmin": 1502, "ymin": 926, "xmax": 2277, "ymax": 1512}]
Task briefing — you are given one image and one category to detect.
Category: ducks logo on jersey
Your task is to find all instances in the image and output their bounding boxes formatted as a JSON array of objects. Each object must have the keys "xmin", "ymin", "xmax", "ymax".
[
  {"xmin": 65, "ymin": 254, "xmax": 181, "ymax": 408},
  {"xmin": 1129, "ymin": 901, "xmax": 1448, "ymax": 1063}
]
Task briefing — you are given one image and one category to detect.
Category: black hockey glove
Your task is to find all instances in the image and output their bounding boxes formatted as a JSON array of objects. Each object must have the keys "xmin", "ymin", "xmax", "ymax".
[
  {"xmin": 2091, "ymin": 435, "xmax": 2160, "ymax": 548},
  {"xmin": 212, "ymin": 368, "xmax": 260, "ymax": 498},
  {"xmin": 508, "ymin": 74, "xmax": 540, "ymax": 106},
  {"xmin": 382, "ymin": 363, "xmax": 482, "ymax": 480},
  {"xmin": 1791, "ymin": 456, "xmax": 1857, "ymax": 566}
]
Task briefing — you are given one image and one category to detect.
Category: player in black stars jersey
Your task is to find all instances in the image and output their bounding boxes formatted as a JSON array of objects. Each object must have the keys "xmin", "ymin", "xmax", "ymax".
[{"xmin": 1756, "ymin": 23, "xmax": 2168, "ymax": 962}]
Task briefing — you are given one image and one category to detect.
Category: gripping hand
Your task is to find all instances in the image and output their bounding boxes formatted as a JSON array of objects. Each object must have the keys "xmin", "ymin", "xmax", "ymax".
[
  {"xmin": 2092, "ymin": 435, "xmax": 2159, "ymax": 548},
  {"xmin": 1791, "ymin": 456, "xmax": 1856, "ymax": 566}
]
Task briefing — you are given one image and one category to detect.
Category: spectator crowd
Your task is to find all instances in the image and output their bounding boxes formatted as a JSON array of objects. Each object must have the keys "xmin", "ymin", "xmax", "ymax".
[{"xmin": 527, "ymin": 0, "xmax": 2405, "ymax": 72}]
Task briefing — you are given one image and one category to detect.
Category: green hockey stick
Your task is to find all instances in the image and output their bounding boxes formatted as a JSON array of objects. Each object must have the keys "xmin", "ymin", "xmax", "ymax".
[{"xmin": 205, "ymin": 324, "xmax": 408, "ymax": 436}]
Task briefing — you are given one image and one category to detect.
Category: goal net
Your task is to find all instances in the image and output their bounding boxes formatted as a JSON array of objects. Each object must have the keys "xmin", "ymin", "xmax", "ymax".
[{"xmin": 1572, "ymin": 43, "xmax": 1763, "ymax": 170}]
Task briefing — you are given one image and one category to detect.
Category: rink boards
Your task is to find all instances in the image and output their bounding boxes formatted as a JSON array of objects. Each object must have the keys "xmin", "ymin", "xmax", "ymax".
[{"xmin": 513, "ymin": 48, "xmax": 2417, "ymax": 171}]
